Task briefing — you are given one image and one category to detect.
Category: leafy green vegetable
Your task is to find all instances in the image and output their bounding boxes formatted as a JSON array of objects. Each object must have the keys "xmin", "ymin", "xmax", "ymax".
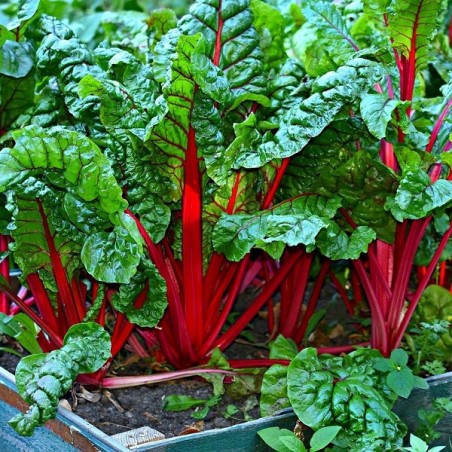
[
  {"xmin": 262, "ymin": 347, "xmax": 410, "ymax": 451},
  {"xmin": 9, "ymin": 322, "xmax": 111, "ymax": 436}
]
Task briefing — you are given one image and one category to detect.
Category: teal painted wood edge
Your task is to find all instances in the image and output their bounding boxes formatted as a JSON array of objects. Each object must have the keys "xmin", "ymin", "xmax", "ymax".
[
  {"xmin": 138, "ymin": 410, "xmax": 298, "ymax": 452},
  {"xmin": 0, "ymin": 366, "xmax": 128, "ymax": 452}
]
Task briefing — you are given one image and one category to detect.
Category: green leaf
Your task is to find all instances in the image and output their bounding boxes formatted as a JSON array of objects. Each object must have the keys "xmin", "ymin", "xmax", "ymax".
[
  {"xmin": 260, "ymin": 364, "xmax": 290, "ymax": 416},
  {"xmin": 0, "ymin": 125, "xmax": 127, "ymax": 215},
  {"xmin": 301, "ymin": 0, "xmax": 358, "ymax": 76},
  {"xmin": 232, "ymin": 58, "xmax": 384, "ymax": 169},
  {"xmin": 304, "ymin": 309, "xmax": 327, "ymax": 341},
  {"xmin": 0, "ymin": 71, "xmax": 35, "ymax": 129},
  {"xmin": 0, "ymin": 41, "xmax": 33, "ymax": 78},
  {"xmin": 179, "ymin": 0, "xmax": 267, "ymax": 100},
  {"xmin": 9, "ymin": 196, "xmax": 83, "ymax": 288},
  {"xmin": 250, "ymin": 0, "xmax": 286, "ymax": 70},
  {"xmin": 386, "ymin": 171, "xmax": 452, "ymax": 221},
  {"xmin": 9, "ymin": 322, "xmax": 110, "ymax": 436},
  {"xmin": 360, "ymin": 93, "xmax": 405, "ymax": 140},
  {"xmin": 310, "ymin": 425, "xmax": 342, "ymax": 451},
  {"xmin": 213, "ymin": 195, "xmax": 340, "ymax": 261},
  {"xmin": 413, "ymin": 376, "xmax": 429, "ymax": 390},
  {"xmin": 145, "ymin": 33, "xmax": 202, "ymax": 201},
  {"xmin": 162, "ymin": 395, "xmax": 206, "ymax": 412},
  {"xmin": 404, "ymin": 434, "xmax": 429, "ymax": 452},
  {"xmin": 7, "ymin": 0, "xmax": 40, "ymax": 31},
  {"xmin": 81, "ymin": 220, "xmax": 142, "ymax": 284},
  {"xmin": 269, "ymin": 335, "xmax": 298, "ymax": 360},
  {"xmin": 316, "ymin": 225, "xmax": 376, "ymax": 260},
  {"xmin": 279, "ymin": 435, "xmax": 306, "ymax": 452},
  {"xmin": 258, "ymin": 427, "xmax": 306, "ymax": 452},
  {"xmin": 390, "ymin": 349, "xmax": 409, "ymax": 366},
  {"xmin": 373, "ymin": 358, "xmax": 392, "ymax": 372},
  {"xmin": 286, "ymin": 348, "xmax": 405, "ymax": 448},
  {"xmin": 9, "ymin": 313, "xmax": 42, "ymax": 355},
  {"xmin": 386, "ymin": 367, "xmax": 414, "ymax": 399},
  {"xmin": 110, "ymin": 258, "xmax": 167, "ymax": 328},
  {"xmin": 0, "ymin": 25, "xmax": 15, "ymax": 47},
  {"xmin": 191, "ymin": 405, "xmax": 210, "ymax": 420}
]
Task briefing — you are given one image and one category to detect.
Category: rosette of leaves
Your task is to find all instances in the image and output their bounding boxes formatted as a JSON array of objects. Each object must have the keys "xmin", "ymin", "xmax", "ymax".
[
  {"xmin": 9, "ymin": 322, "xmax": 111, "ymax": 436},
  {"xmin": 261, "ymin": 344, "xmax": 413, "ymax": 451}
]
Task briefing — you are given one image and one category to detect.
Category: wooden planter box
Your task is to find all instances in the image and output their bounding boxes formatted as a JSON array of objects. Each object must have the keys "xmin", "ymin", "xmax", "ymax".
[{"xmin": 1, "ymin": 366, "xmax": 451, "ymax": 451}]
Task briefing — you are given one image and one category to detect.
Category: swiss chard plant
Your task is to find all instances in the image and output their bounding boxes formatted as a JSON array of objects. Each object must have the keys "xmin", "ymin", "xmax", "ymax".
[{"xmin": 215, "ymin": 0, "xmax": 452, "ymax": 356}]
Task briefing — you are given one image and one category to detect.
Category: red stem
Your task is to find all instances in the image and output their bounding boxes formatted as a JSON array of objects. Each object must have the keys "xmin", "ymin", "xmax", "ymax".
[
  {"xmin": 0, "ymin": 235, "xmax": 10, "ymax": 313},
  {"xmin": 27, "ymin": 273, "xmax": 61, "ymax": 335},
  {"xmin": 328, "ymin": 269, "xmax": 355, "ymax": 316},
  {"xmin": 294, "ymin": 259, "xmax": 330, "ymax": 344},
  {"xmin": 36, "ymin": 200, "xmax": 79, "ymax": 326},
  {"xmin": 200, "ymin": 257, "xmax": 250, "ymax": 357},
  {"xmin": 392, "ymin": 221, "xmax": 452, "ymax": 348},
  {"xmin": 425, "ymin": 99, "xmax": 452, "ymax": 153},
  {"xmin": 0, "ymin": 281, "xmax": 63, "ymax": 347},
  {"xmin": 214, "ymin": 249, "xmax": 304, "ymax": 351},
  {"xmin": 262, "ymin": 158, "xmax": 290, "ymax": 209},
  {"xmin": 279, "ymin": 250, "xmax": 312, "ymax": 338},
  {"xmin": 182, "ymin": 125, "xmax": 204, "ymax": 349},
  {"xmin": 125, "ymin": 210, "xmax": 196, "ymax": 363},
  {"xmin": 352, "ymin": 259, "xmax": 388, "ymax": 354}
]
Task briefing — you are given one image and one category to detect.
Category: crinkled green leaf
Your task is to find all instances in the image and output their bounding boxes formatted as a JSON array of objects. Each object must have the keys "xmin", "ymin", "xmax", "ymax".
[
  {"xmin": 0, "ymin": 125, "xmax": 127, "ymax": 215},
  {"xmin": 81, "ymin": 216, "xmax": 142, "ymax": 284},
  {"xmin": 315, "ymin": 151, "xmax": 398, "ymax": 243},
  {"xmin": 250, "ymin": 0, "xmax": 286, "ymax": 70},
  {"xmin": 132, "ymin": 196, "xmax": 171, "ymax": 244},
  {"xmin": 301, "ymin": 0, "xmax": 358, "ymax": 76},
  {"xmin": 78, "ymin": 74, "xmax": 149, "ymax": 135},
  {"xmin": 360, "ymin": 93, "xmax": 406, "ymax": 140},
  {"xmin": 386, "ymin": 170, "xmax": 452, "ymax": 221},
  {"xmin": 8, "ymin": 196, "xmax": 82, "ymax": 288},
  {"xmin": 145, "ymin": 33, "xmax": 202, "ymax": 201},
  {"xmin": 286, "ymin": 348, "xmax": 406, "ymax": 449},
  {"xmin": 110, "ymin": 258, "xmax": 167, "ymax": 328},
  {"xmin": 0, "ymin": 41, "xmax": 33, "ymax": 78},
  {"xmin": 9, "ymin": 322, "xmax": 110, "ymax": 436},
  {"xmin": 213, "ymin": 195, "xmax": 340, "ymax": 261},
  {"xmin": 192, "ymin": 92, "xmax": 228, "ymax": 185},
  {"xmin": 416, "ymin": 285, "xmax": 452, "ymax": 355},
  {"xmin": 232, "ymin": 58, "xmax": 384, "ymax": 168},
  {"xmin": 147, "ymin": 8, "xmax": 178, "ymax": 49},
  {"xmin": 279, "ymin": 118, "xmax": 365, "ymax": 199},
  {"xmin": 317, "ymin": 224, "xmax": 376, "ymax": 260},
  {"xmin": 179, "ymin": 0, "xmax": 267, "ymax": 100},
  {"xmin": 260, "ymin": 364, "xmax": 291, "ymax": 416}
]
